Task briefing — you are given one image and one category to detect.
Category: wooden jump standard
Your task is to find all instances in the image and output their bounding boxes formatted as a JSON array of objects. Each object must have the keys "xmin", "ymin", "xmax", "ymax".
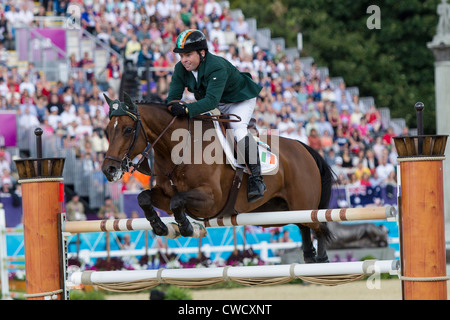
[
  {"xmin": 13, "ymin": 128, "xmax": 66, "ymax": 300},
  {"xmin": 393, "ymin": 103, "xmax": 448, "ymax": 300},
  {"xmin": 15, "ymin": 104, "xmax": 449, "ymax": 300}
]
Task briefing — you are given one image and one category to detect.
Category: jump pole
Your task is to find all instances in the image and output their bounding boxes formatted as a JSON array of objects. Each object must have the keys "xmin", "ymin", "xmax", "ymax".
[
  {"xmin": 394, "ymin": 103, "xmax": 448, "ymax": 300},
  {"xmin": 62, "ymin": 206, "xmax": 396, "ymax": 235},
  {"xmin": 69, "ymin": 260, "xmax": 400, "ymax": 286},
  {"xmin": 14, "ymin": 128, "xmax": 66, "ymax": 300}
]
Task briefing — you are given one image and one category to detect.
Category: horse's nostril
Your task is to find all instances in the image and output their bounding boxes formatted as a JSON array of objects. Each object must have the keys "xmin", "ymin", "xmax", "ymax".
[{"xmin": 107, "ymin": 166, "xmax": 116, "ymax": 174}]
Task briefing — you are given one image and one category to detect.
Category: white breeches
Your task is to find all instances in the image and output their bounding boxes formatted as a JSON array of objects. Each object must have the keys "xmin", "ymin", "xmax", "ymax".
[{"xmin": 217, "ymin": 97, "xmax": 256, "ymax": 142}]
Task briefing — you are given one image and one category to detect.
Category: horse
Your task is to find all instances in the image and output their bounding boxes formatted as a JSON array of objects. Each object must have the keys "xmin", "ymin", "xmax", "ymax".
[{"xmin": 101, "ymin": 93, "xmax": 334, "ymax": 263}]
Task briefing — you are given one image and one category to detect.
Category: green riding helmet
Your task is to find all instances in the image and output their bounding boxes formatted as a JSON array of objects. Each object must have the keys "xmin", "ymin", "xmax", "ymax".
[{"xmin": 174, "ymin": 29, "xmax": 208, "ymax": 53}]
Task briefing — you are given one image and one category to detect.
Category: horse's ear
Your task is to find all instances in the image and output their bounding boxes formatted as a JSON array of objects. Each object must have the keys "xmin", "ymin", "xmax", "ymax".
[
  {"xmin": 104, "ymin": 94, "xmax": 115, "ymax": 119},
  {"xmin": 123, "ymin": 92, "xmax": 136, "ymax": 112},
  {"xmin": 103, "ymin": 93, "xmax": 113, "ymax": 106}
]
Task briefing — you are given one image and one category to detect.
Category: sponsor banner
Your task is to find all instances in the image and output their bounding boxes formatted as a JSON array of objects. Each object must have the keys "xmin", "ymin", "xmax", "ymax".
[
  {"xmin": 0, "ymin": 112, "xmax": 17, "ymax": 147},
  {"xmin": 16, "ymin": 27, "xmax": 66, "ymax": 61},
  {"xmin": 32, "ymin": 28, "xmax": 66, "ymax": 58}
]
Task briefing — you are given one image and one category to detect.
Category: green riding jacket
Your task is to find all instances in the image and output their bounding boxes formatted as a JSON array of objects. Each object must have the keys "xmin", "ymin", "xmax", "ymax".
[{"xmin": 167, "ymin": 51, "xmax": 262, "ymax": 118}]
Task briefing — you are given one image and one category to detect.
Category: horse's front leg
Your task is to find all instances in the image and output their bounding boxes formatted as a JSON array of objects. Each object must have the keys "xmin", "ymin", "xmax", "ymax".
[
  {"xmin": 170, "ymin": 186, "xmax": 215, "ymax": 237},
  {"xmin": 138, "ymin": 187, "xmax": 170, "ymax": 236}
]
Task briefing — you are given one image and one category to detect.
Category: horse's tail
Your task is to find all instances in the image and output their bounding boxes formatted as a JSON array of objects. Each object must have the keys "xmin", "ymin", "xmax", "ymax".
[
  {"xmin": 299, "ymin": 142, "xmax": 335, "ymax": 242},
  {"xmin": 299, "ymin": 142, "xmax": 334, "ymax": 209}
]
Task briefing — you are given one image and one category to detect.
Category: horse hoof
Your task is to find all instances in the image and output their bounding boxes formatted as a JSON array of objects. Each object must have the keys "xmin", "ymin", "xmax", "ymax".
[
  {"xmin": 178, "ymin": 221, "xmax": 194, "ymax": 237},
  {"xmin": 303, "ymin": 249, "xmax": 317, "ymax": 263},
  {"xmin": 152, "ymin": 221, "xmax": 169, "ymax": 236},
  {"xmin": 316, "ymin": 256, "xmax": 329, "ymax": 263},
  {"xmin": 304, "ymin": 257, "xmax": 317, "ymax": 263}
]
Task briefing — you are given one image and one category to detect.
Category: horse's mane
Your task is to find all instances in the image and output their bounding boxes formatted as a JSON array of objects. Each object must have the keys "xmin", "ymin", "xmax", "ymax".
[
  {"xmin": 136, "ymin": 100, "xmax": 167, "ymax": 108},
  {"xmin": 134, "ymin": 100, "xmax": 214, "ymax": 129},
  {"xmin": 136, "ymin": 100, "xmax": 171, "ymax": 114}
]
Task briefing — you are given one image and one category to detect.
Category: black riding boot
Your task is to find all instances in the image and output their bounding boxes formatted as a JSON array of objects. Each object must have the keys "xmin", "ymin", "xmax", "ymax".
[{"xmin": 238, "ymin": 134, "xmax": 267, "ymax": 203}]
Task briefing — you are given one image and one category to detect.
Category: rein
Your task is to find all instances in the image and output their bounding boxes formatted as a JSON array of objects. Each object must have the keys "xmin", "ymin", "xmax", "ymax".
[
  {"xmin": 194, "ymin": 113, "xmax": 242, "ymax": 123},
  {"xmin": 134, "ymin": 115, "xmax": 178, "ymax": 172}
]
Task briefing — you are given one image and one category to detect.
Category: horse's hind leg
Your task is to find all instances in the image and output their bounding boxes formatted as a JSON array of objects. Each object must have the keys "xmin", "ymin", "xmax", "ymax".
[
  {"xmin": 316, "ymin": 234, "xmax": 330, "ymax": 263},
  {"xmin": 314, "ymin": 222, "xmax": 331, "ymax": 263},
  {"xmin": 298, "ymin": 224, "xmax": 317, "ymax": 263},
  {"xmin": 298, "ymin": 223, "xmax": 330, "ymax": 263}
]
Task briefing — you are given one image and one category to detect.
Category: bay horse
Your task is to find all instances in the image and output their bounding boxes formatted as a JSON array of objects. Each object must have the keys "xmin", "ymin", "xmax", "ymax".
[{"xmin": 101, "ymin": 93, "xmax": 334, "ymax": 263}]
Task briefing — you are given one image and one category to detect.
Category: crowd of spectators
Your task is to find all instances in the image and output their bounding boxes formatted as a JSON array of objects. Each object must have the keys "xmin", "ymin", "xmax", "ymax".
[{"xmin": 0, "ymin": 0, "xmax": 403, "ymax": 210}]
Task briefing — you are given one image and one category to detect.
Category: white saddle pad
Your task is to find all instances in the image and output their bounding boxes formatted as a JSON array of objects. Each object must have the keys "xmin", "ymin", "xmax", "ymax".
[{"xmin": 206, "ymin": 109, "xmax": 279, "ymax": 175}]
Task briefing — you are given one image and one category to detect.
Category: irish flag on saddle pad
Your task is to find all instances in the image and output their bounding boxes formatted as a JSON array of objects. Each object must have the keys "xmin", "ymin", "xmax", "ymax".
[
  {"xmin": 207, "ymin": 109, "xmax": 279, "ymax": 175},
  {"xmin": 261, "ymin": 150, "xmax": 276, "ymax": 165},
  {"xmin": 257, "ymin": 143, "xmax": 278, "ymax": 175}
]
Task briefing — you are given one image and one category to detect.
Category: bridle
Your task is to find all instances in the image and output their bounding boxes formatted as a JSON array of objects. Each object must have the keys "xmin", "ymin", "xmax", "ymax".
[{"xmin": 105, "ymin": 109, "xmax": 177, "ymax": 175}]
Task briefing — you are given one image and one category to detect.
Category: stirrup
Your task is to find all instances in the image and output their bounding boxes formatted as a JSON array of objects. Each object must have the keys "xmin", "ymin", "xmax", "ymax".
[{"xmin": 247, "ymin": 175, "xmax": 266, "ymax": 202}]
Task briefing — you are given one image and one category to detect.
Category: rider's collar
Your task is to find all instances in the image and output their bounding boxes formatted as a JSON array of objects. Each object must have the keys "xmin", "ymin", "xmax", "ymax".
[{"xmin": 104, "ymin": 92, "xmax": 139, "ymax": 121}]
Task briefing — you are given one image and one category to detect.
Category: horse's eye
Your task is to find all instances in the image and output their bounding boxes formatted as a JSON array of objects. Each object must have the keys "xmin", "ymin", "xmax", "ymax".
[{"xmin": 124, "ymin": 127, "xmax": 133, "ymax": 135}]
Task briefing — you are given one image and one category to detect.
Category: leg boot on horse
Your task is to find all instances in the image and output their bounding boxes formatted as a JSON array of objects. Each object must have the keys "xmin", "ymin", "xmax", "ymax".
[
  {"xmin": 137, "ymin": 189, "xmax": 169, "ymax": 236},
  {"xmin": 170, "ymin": 192, "xmax": 194, "ymax": 237}
]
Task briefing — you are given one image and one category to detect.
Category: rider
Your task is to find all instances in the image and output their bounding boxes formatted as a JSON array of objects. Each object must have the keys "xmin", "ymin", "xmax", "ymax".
[{"xmin": 166, "ymin": 29, "xmax": 266, "ymax": 203}]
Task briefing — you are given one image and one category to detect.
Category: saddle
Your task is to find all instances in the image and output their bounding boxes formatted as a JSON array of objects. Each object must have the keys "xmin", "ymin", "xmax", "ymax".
[
  {"xmin": 197, "ymin": 108, "xmax": 278, "ymax": 175},
  {"xmin": 192, "ymin": 109, "xmax": 278, "ymax": 219}
]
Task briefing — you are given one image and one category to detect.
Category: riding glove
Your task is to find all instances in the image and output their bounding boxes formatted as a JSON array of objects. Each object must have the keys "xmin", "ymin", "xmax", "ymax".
[{"xmin": 169, "ymin": 102, "xmax": 189, "ymax": 117}]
